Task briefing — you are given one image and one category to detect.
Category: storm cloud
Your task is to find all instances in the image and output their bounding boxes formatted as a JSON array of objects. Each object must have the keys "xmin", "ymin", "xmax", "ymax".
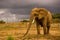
[
  {"xmin": 0, "ymin": 0, "xmax": 59, "ymax": 8},
  {"xmin": 0, "ymin": 0, "xmax": 60, "ymax": 15},
  {"xmin": 0, "ymin": 0, "xmax": 60, "ymax": 22}
]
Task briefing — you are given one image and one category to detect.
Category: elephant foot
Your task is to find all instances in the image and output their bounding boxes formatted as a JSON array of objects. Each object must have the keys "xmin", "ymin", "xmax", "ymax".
[
  {"xmin": 37, "ymin": 31, "xmax": 42, "ymax": 35},
  {"xmin": 37, "ymin": 32, "xmax": 40, "ymax": 35},
  {"xmin": 37, "ymin": 30, "xmax": 40, "ymax": 35},
  {"xmin": 47, "ymin": 31, "xmax": 49, "ymax": 34},
  {"xmin": 44, "ymin": 32, "xmax": 47, "ymax": 35},
  {"xmin": 44, "ymin": 33, "xmax": 50, "ymax": 36}
]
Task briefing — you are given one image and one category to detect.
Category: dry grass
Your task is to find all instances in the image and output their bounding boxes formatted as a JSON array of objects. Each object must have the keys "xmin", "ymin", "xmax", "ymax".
[{"xmin": 0, "ymin": 22, "xmax": 60, "ymax": 40}]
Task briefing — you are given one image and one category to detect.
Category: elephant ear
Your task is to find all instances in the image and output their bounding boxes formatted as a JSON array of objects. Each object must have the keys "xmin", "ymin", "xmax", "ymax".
[
  {"xmin": 47, "ymin": 11, "xmax": 52, "ymax": 23},
  {"xmin": 29, "ymin": 8, "xmax": 39, "ymax": 24},
  {"xmin": 39, "ymin": 8, "xmax": 48, "ymax": 16},
  {"xmin": 32, "ymin": 8, "xmax": 39, "ymax": 12}
]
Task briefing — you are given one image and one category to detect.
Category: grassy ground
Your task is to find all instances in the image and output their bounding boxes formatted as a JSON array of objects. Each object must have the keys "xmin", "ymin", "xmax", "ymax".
[{"xmin": 0, "ymin": 22, "xmax": 60, "ymax": 40}]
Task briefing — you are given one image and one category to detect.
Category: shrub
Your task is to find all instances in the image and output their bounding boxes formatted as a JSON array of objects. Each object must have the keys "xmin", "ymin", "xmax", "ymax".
[
  {"xmin": 52, "ymin": 14, "xmax": 60, "ymax": 19},
  {"xmin": 21, "ymin": 20, "xmax": 29, "ymax": 22},
  {"xmin": 0, "ymin": 20, "xmax": 5, "ymax": 24},
  {"xmin": 7, "ymin": 35, "xmax": 14, "ymax": 40}
]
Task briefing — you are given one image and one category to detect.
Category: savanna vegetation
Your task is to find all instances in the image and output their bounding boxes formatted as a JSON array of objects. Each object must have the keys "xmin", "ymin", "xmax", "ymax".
[
  {"xmin": 0, "ymin": 20, "xmax": 5, "ymax": 24},
  {"xmin": 52, "ymin": 14, "xmax": 60, "ymax": 19},
  {"xmin": 0, "ymin": 14, "xmax": 60, "ymax": 40},
  {"xmin": 52, "ymin": 14, "xmax": 60, "ymax": 23}
]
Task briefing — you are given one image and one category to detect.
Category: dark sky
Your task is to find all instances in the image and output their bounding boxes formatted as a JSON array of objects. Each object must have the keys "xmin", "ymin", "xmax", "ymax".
[
  {"xmin": 0, "ymin": 0, "xmax": 60, "ymax": 15},
  {"xmin": 0, "ymin": 0, "xmax": 60, "ymax": 22}
]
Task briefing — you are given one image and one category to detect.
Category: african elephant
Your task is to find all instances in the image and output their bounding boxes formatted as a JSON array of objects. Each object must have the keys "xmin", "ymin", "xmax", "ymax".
[
  {"xmin": 28, "ymin": 8, "xmax": 52, "ymax": 35},
  {"xmin": 23, "ymin": 8, "xmax": 52, "ymax": 37}
]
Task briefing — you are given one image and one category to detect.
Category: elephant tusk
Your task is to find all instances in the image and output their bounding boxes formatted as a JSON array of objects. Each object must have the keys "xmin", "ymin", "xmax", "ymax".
[{"xmin": 32, "ymin": 19, "xmax": 35, "ymax": 23}]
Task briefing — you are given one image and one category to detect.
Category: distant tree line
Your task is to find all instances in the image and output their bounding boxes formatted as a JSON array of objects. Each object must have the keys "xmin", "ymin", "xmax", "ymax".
[
  {"xmin": 52, "ymin": 14, "xmax": 60, "ymax": 19},
  {"xmin": 0, "ymin": 20, "xmax": 5, "ymax": 24},
  {"xmin": 20, "ymin": 19, "xmax": 29, "ymax": 22},
  {"xmin": 52, "ymin": 14, "xmax": 60, "ymax": 23}
]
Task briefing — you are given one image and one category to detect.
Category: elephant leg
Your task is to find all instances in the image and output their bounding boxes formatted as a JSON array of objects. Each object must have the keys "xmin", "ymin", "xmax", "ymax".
[
  {"xmin": 36, "ymin": 23, "xmax": 40, "ymax": 34},
  {"xmin": 47, "ymin": 26, "xmax": 50, "ymax": 34},
  {"xmin": 43, "ymin": 19, "xmax": 47, "ymax": 35},
  {"xmin": 47, "ymin": 23, "xmax": 50, "ymax": 34},
  {"xmin": 43, "ymin": 26, "xmax": 47, "ymax": 35}
]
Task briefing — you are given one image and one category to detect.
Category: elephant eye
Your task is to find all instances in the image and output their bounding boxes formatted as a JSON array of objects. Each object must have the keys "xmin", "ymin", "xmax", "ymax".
[
  {"xmin": 34, "ymin": 14, "xmax": 38, "ymax": 16},
  {"xmin": 35, "ymin": 10, "xmax": 40, "ymax": 12}
]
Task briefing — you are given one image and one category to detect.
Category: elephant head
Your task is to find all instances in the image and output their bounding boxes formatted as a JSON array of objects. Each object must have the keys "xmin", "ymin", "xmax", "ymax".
[{"xmin": 29, "ymin": 8, "xmax": 48, "ymax": 24}]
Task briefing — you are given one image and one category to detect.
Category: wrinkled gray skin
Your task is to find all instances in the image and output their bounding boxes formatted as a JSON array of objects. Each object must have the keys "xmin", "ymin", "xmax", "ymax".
[{"xmin": 23, "ymin": 8, "xmax": 52, "ymax": 37}]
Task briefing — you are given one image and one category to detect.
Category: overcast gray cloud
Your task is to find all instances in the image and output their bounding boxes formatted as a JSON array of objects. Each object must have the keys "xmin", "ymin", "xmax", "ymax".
[
  {"xmin": 0, "ymin": 0, "xmax": 60, "ymax": 22},
  {"xmin": 0, "ymin": 0, "xmax": 60, "ymax": 8},
  {"xmin": 0, "ymin": 0, "xmax": 60, "ymax": 14}
]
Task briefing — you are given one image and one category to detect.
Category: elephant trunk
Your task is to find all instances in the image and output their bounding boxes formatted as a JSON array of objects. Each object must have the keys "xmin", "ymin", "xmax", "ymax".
[{"xmin": 22, "ymin": 14, "xmax": 34, "ymax": 38}]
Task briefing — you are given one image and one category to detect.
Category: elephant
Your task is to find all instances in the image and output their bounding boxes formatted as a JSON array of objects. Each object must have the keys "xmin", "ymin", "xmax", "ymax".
[{"xmin": 23, "ymin": 8, "xmax": 52, "ymax": 37}]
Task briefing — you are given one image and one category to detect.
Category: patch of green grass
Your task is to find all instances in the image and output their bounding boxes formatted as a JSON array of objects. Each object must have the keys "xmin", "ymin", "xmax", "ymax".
[{"xmin": 7, "ymin": 35, "xmax": 14, "ymax": 40}]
